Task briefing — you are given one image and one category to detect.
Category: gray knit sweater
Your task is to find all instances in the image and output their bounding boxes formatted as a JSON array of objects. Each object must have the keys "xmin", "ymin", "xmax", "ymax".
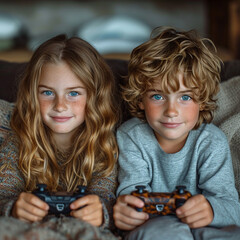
[{"xmin": 116, "ymin": 118, "xmax": 240, "ymax": 228}]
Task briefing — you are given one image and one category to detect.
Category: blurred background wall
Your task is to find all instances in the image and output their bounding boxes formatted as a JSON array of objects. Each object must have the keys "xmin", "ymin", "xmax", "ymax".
[{"xmin": 0, "ymin": 0, "xmax": 238, "ymax": 62}]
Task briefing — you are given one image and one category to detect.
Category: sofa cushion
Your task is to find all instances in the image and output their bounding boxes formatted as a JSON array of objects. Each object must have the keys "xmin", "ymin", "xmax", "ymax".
[
  {"xmin": 213, "ymin": 76, "xmax": 240, "ymax": 196},
  {"xmin": 220, "ymin": 60, "xmax": 240, "ymax": 82},
  {"xmin": 0, "ymin": 99, "xmax": 14, "ymax": 146},
  {"xmin": 0, "ymin": 60, "xmax": 27, "ymax": 103}
]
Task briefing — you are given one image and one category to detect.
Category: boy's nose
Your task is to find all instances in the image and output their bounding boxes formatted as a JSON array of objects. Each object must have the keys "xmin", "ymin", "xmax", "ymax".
[
  {"xmin": 53, "ymin": 96, "xmax": 67, "ymax": 112},
  {"xmin": 164, "ymin": 102, "xmax": 178, "ymax": 118}
]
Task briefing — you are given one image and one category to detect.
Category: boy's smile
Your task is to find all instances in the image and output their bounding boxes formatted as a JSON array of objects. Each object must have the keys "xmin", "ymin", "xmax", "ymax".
[{"xmin": 139, "ymin": 73, "xmax": 200, "ymax": 153}]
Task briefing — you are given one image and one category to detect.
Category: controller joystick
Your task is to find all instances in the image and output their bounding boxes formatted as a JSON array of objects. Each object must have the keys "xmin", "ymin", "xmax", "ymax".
[
  {"xmin": 175, "ymin": 186, "xmax": 189, "ymax": 208},
  {"xmin": 77, "ymin": 185, "xmax": 87, "ymax": 194},
  {"xmin": 135, "ymin": 185, "xmax": 146, "ymax": 194},
  {"xmin": 176, "ymin": 185, "xmax": 186, "ymax": 194},
  {"xmin": 36, "ymin": 184, "xmax": 47, "ymax": 192},
  {"xmin": 131, "ymin": 185, "xmax": 192, "ymax": 217},
  {"xmin": 32, "ymin": 184, "xmax": 88, "ymax": 216}
]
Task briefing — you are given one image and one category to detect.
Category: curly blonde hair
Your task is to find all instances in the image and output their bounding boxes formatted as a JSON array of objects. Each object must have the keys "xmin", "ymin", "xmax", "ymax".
[
  {"xmin": 11, "ymin": 35, "xmax": 118, "ymax": 191},
  {"xmin": 124, "ymin": 26, "xmax": 222, "ymax": 129}
]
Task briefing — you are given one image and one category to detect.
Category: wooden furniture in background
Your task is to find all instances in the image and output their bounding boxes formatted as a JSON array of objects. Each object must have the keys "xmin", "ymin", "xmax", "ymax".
[
  {"xmin": 207, "ymin": 0, "xmax": 240, "ymax": 60},
  {"xmin": 229, "ymin": 0, "xmax": 240, "ymax": 59},
  {"xmin": 1, "ymin": 0, "xmax": 240, "ymax": 62}
]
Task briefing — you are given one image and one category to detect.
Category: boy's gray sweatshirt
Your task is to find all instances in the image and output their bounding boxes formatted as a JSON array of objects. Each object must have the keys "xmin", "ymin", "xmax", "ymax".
[{"xmin": 117, "ymin": 117, "xmax": 240, "ymax": 227}]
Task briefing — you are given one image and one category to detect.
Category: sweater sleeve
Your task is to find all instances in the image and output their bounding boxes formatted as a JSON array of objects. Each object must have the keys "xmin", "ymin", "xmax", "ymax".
[
  {"xmin": 197, "ymin": 128, "xmax": 240, "ymax": 227},
  {"xmin": 0, "ymin": 134, "xmax": 25, "ymax": 216},
  {"xmin": 116, "ymin": 128, "xmax": 152, "ymax": 196},
  {"xmin": 87, "ymin": 163, "xmax": 118, "ymax": 231}
]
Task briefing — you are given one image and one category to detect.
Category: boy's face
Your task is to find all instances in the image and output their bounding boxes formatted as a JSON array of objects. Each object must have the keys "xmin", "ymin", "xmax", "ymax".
[{"xmin": 139, "ymin": 72, "xmax": 200, "ymax": 153}]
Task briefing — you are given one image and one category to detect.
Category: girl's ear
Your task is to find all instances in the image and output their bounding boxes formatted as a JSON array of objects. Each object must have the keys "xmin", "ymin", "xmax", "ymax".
[{"xmin": 139, "ymin": 101, "xmax": 145, "ymax": 110}]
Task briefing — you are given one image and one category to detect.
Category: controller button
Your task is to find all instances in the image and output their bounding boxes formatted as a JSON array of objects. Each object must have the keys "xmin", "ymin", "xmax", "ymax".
[
  {"xmin": 156, "ymin": 204, "xmax": 164, "ymax": 212},
  {"xmin": 56, "ymin": 196, "xmax": 64, "ymax": 200},
  {"xmin": 56, "ymin": 204, "xmax": 65, "ymax": 212}
]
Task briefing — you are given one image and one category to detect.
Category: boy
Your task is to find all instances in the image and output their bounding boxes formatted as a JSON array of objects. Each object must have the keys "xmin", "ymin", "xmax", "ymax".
[{"xmin": 114, "ymin": 27, "xmax": 240, "ymax": 239}]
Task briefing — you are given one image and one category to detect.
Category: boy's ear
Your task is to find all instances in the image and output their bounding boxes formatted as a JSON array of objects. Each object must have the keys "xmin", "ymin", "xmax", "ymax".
[
  {"xmin": 199, "ymin": 104, "xmax": 204, "ymax": 111},
  {"xmin": 139, "ymin": 101, "xmax": 145, "ymax": 110}
]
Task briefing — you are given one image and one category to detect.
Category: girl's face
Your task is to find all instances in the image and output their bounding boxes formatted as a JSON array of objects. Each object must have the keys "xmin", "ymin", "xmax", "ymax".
[
  {"xmin": 38, "ymin": 62, "xmax": 87, "ymax": 148},
  {"xmin": 139, "ymin": 72, "xmax": 200, "ymax": 153}
]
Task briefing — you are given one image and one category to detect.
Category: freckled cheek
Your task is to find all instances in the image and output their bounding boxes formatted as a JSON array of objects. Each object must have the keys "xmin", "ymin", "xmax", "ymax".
[
  {"xmin": 71, "ymin": 100, "xmax": 87, "ymax": 114},
  {"xmin": 38, "ymin": 99, "xmax": 53, "ymax": 114},
  {"xmin": 184, "ymin": 105, "xmax": 200, "ymax": 122},
  {"xmin": 145, "ymin": 104, "xmax": 162, "ymax": 120}
]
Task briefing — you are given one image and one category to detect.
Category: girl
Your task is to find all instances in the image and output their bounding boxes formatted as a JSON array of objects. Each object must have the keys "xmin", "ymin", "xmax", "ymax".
[{"xmin": 0, "ymin": 34, "xmax": 119, "ymax": 239}]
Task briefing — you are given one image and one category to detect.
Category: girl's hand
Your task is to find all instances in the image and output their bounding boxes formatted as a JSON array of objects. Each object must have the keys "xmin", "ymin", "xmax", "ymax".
[
  {"xmin": 176, "ymin": 194, "xmax": 214, "ymax": 228},
  {"xmin": 70, "ymin": 194, "xmax": 103, "ymax": 227},
  {"xmin": 12, "ymin": 192, "xmax": 49, "ymax": 222},
  {"xmin": 113, "ymin": 195, "xmax": 149, "ymax": 230}
]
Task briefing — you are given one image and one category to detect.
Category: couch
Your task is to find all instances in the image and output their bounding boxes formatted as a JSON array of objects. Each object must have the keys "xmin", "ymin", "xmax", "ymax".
[{"xmin": 0, "ymin": 58, "xmax": 240, "ymax": 195}]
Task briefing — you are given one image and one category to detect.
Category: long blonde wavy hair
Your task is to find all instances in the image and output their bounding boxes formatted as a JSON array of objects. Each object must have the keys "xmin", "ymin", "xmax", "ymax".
[
  {"xmin": 11, "ymin": 34, "xmax": 118, "ymax": 191},
  {"xmin": 124, "ymin": 26, "xmax": 222, "ymax": 129}
]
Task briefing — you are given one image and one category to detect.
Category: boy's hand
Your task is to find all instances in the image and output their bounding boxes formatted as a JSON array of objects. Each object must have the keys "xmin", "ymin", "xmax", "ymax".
[
  {"xmin": 176, "ymin": 194, "xmax": 213, "ymax": 228},
  {"xmin": 113, "ymin": 195, "xmax": 149, "ymax": 230},
  {"xmin": 70, "ymin": 194, "xmax": 103, "ymax": 227},
  {"xmin": 12, "ymin": 192, "xmax": 49, "ymax": 222}
]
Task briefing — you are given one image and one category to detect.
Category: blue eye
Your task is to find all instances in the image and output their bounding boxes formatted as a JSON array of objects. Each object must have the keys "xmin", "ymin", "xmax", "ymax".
[
  {"xmin": 43, "ymin": 90, "xmax": 53, "ymax": 96},
  {"xmin": 69, "ymin": 91, "xmax": 79, "ymax": 97},
  {"xmin": 181, "ymin": 95, "xmax": 191, "ymax": 101},
  {"xmin": 152, "ymin": 94, "xmax": 163, "ymax": 101}
]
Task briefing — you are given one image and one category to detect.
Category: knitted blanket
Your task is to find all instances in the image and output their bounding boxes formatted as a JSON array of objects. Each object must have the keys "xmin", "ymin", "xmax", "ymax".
[
  {"xmin": 213, "ymin": 76, "xmax": 240, "ymax": 196},
  {"xmin": 0, "ymin": 216, "xmax": 120, "ymax": 240}
]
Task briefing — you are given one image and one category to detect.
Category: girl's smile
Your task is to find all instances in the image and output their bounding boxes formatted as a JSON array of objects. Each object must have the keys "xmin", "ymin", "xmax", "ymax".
[{"xmin": 51, "ymin": 116, "xmax": 73, "ymax": 122}]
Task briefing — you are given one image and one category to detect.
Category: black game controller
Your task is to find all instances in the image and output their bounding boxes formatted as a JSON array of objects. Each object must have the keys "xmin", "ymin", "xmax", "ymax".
[
  {"xmin": 32, "ymin": 184, "xmax": 87, "ymax": 216},
  {"xmin": 131, "ymin": 185, "xmax": 192, "ymax": 217}
]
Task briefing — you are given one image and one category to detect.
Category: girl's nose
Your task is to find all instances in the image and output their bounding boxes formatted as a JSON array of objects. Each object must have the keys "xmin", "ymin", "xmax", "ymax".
[{"xmin": 53, "ymin": 96, "xmax": 67, "ymax": 112}]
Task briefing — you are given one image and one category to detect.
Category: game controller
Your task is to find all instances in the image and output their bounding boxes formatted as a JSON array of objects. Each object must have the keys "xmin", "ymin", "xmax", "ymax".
[
  {"xmin": 131, "ymin": 185, "xmax": 192, "ymax": 216},
  {"xmin": 32, "ymin": 184, "xmax": 88, "ymax": 216}
]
